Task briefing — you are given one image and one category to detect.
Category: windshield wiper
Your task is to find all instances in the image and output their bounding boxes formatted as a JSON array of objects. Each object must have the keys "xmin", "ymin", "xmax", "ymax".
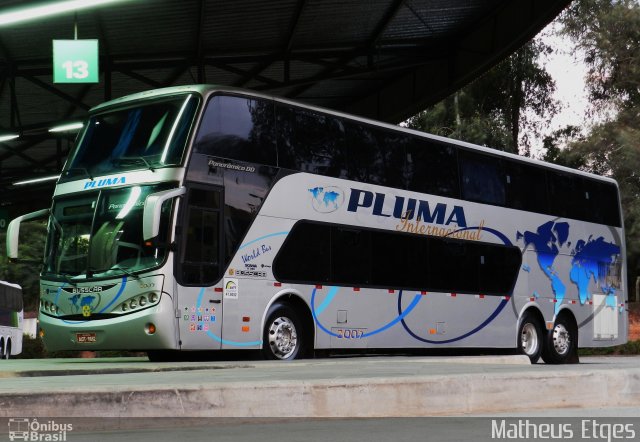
[
  {"xmin": 58, "ymin": 273, "xmax": 79, "ymax": 286},
  {"xmin": 89, "ymin": 265, "xmax": 140, "ymax": 280},
  {"xmin": 64, "ymin": 167, "xmax": 94, "ymax": 180},
  {"xmin": 112, "ymin": 157, "xmax": 156, "ymax": 172}
]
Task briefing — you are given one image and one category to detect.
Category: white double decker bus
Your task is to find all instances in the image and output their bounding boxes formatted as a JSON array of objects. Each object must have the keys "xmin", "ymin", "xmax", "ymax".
[{"xmin": 7, "ymin": 85, "xmax": 627, "ymax": 363}]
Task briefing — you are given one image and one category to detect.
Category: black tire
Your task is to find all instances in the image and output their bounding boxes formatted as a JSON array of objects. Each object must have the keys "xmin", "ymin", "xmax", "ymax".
[
  {"xmin": 3, "ymin": 340, "xmax": 10, "ymax": 360},
  {"xmin": 517, "ymin": 311, "xmax": 543, "ymax": 364},
  {"xmin": 0, "ymin": 339, "xmax": 4, "ymax": 360},
  {"xmin": 262, "ymin": 303, "xmax": 305, "ymax": 360},
  {"xmin": 541, "ymin": 314, "xmax": 579, "ymax": 364}
]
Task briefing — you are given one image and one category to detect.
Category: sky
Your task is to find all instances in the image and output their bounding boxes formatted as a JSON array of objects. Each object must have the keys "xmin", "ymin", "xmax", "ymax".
[
  {"xmin": 526, "ymin": 22, "xmax": 596, "ymax": 157},
  {"xmin": 539, "ymin": 24, "xmax": 591, "ymax": 132}
]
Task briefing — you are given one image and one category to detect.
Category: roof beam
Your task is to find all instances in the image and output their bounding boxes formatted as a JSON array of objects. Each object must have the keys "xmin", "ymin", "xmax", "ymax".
[
  {"xmin": 285, "ymin": 0, "xmax": 406, "ymax": 98},
  {"xmin": 195, "ymin": 0, "xmax": 206, "ymax": 83},
  {"xmin": 119, "ymin": 68, "xmax": 163, "ymax": 88},
  {"xmin": 24, "ymin": 76, "xmax": 91, "ymax": 111},
  {"xmin": 234, "ymin": 0, "xmax": 307, "ymax": 88},
  {"xmin": 209, "ymin": 61, "xmax": 281, "ymax": 88},
  {"xmin": 63, "ymin": 84, "xmax": 92, "ymax": 119},
  {"xmin": 0, "ymin": 134, "xmax": 50, "ymax": 165},
  {"xmin": 163, "ymin": 64, "xmax": 190, "ymax": 87}
]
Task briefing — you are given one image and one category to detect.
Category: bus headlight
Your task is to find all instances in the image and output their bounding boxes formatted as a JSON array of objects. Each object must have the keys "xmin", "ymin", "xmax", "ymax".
[{"xmin": 117, "ymin": 293, "xmax": 160, "ymax": 313}]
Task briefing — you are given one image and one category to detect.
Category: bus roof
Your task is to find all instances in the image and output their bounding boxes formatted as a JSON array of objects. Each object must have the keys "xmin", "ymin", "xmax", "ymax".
[{"xmin": 90, "ymin": 84, "xmax": 618, "ymax": 187}]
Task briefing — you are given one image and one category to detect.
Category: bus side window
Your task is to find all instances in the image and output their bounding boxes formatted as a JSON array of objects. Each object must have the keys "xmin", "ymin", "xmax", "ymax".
[
  {"xmin": 504, "ymin": 161, "xmax": 548, "ymax": 213},
  {"xmin": 275, "ymin": 104, "xmax": 348, "ymax": 177},
  {"xmin": 405, "ymin": 140, "xmax": 460, "ymax": 199},
  {"xmin": 331, "ymin": 227, "xmax": 372, "ymax": 285},
  {"xmin": 272, "ymin": 222, "xmax": 330, "ymax": 283},
  {"xmin": 459, "ymin": 150, "xmax": 505, "ymax": 206},
  {"xmin": 547, "ymin": 172, "xmax": 586, "ymax": 221},
  {"xmin": 179, "ymin": 187, "xmax": 222, "ymax": 286},
  {"xmin": 583, "ymin": 179, "xmax": 621, "ymax": 227}
]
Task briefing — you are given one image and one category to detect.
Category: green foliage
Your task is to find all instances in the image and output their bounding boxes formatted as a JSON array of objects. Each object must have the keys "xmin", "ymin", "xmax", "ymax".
[
  {"xmin": 579, "ymin": 340, "xmax": 640, "ymax": 356},
  {"xmin": 547, "ymin": 0, "xmax": 640, "ymax": 286},
  {"xmin": 559, "ymin": 113, "xmax": 640, "ymax": 273},
  {"xmin": 541, "ymin": 125, "xmax": 584, "ymax": 168},
  {"xmin": 562, "ymin": 0, "xmax": 640, "ymax": 111},
  {"xmin": 406, "ymin": 40, "xmax": 558, "ymax": 155},
  {"xmin": 0, "ymin": 221, "xmax": 47, "ymax": 312}
]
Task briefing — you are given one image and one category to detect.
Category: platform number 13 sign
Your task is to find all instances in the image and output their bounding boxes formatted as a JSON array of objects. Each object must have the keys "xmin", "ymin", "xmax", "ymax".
[{"xmin": 53, "ymin": 40, "xmax": 99, "ymax": 83}]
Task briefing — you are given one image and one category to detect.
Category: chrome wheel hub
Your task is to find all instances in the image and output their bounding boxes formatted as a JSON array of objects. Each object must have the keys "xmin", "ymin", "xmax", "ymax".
[
  {"xmin": 268, "ymin": 316, "xmax": 298, "ymax": 359},
  {"xmin": 552, "ymin": 323, "xmax": 570, "ymax": 355},
  {"xmin": 521, "ymin": 323, "xmax": 539, "ymax": 356}
]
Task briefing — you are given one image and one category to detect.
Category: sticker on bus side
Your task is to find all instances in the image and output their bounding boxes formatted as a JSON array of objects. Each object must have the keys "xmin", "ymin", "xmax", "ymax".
[{"xmin": 224, "ymin": 278, "xmax": 239, "ymax": 300}]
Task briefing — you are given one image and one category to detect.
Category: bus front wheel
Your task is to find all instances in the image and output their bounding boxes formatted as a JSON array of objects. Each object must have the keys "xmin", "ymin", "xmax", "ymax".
[
  {"xmin": 518, "ymin": 311, "xmax": 543, "ymax": 364},
  {"xmin": 2, "ymin": 340, "xmax": 10, "ymax": 360},
  {"xmin": 262, "ymin": 303, "xmax": 304, "ymax": 360},
  {"xmin": 541, "ymin": 314, "xmax": 579, "ymax": 364}
]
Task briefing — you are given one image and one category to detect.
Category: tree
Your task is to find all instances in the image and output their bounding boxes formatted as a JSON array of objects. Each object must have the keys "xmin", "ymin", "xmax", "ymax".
[
  {"xmin": 561, "ymin": 0, "xmax": 640, "ymax": 112},
  {"xmin": 548, "ymin": 0, "xmax": 640, "ymax": 289},
  {"xmin": 406, "ymin": 39, "xmax": 558, "ymax": 156},
  {"xmin": 0, "ymin": 222, "xmax": 47, "ymax": 312}
]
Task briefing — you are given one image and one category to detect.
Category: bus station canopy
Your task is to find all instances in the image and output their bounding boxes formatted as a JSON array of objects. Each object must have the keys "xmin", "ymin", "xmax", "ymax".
[{"xmin": 0, "ymin": 0, "xmax": 570, "ymax": 209}]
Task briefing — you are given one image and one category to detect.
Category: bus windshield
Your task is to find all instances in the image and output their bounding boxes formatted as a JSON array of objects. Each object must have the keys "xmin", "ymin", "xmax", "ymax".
[
  {"xmin": 43, "ymin": 184, "xmax": 174, "ymax": 281},
  {"xmin": 61, "ymin": 94, "xmax": 199, "ymax": 181}
]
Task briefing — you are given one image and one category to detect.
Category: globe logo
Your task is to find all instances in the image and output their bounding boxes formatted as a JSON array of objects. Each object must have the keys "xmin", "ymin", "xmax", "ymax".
[{"xmin": 308, "ymin": 186, "xmax": 345, "ymax": 213}]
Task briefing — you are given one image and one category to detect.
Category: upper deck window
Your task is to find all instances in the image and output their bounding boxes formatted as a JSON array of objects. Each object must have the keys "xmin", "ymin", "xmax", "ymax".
[
  {"xmin": 61, "ymin": 94, "xmax": 199, "ymax": 181},
  {"xmin": 193, "ymin": 95, "xmax": 276, "ymax": 166}
]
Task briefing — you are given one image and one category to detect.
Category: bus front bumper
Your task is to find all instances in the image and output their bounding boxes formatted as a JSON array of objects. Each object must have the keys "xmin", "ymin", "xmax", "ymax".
[{"xmin": 38, "ymin": 295, "xmax": 178, "ymax": 352}]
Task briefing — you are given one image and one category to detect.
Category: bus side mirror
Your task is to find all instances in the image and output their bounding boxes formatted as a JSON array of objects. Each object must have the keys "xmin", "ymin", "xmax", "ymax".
[
  {"xmin": 143, "ymin": 187, "xmax": 186, "ymax": 241},
  {"xmin": 7, "ymin": 209, "xmax": 50, "ymax": 261}
]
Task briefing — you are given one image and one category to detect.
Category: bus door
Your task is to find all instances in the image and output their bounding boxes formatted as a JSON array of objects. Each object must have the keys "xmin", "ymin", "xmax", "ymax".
[{"xmin": 175, "ymin": 184, "xmax": 224, "ymax": 350}]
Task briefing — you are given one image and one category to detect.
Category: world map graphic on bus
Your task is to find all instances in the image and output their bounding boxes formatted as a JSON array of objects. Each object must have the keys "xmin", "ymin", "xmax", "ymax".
[
  {"xmin": 518, "ymin": 220, "xmax": 621, "ymax": 312},
  {"xmin": 308, "ymin": 186, "xmax": 344, "ymax": 213}
]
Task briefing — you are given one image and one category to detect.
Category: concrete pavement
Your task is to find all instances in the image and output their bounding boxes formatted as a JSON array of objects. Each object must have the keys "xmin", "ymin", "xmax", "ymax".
[{"xmin": 0, "ymin": 355, "xmax": 638, "ymax": 417}]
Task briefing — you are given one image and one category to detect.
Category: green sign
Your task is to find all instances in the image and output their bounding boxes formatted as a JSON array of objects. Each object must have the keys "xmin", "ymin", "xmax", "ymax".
[{"xmin": 53, "ymin": 39, "xmax": 99, "ymax": 83}]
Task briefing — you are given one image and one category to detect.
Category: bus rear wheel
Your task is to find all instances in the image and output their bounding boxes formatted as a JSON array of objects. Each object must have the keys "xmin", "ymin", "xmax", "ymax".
[
  {"xmin": 262, "ymin": 303, "xmax": 304, "ymax": 360},
  {"xmin": 541, "ymin": 314, "xmax": 579, "ymax": 364},
  {"xmin": 518, "ymin": 311, "xmax": 543, "ymax": 364},
  {"xmin": 3, "ymin": 340, "xmax": 10, "ymax": 360}
]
